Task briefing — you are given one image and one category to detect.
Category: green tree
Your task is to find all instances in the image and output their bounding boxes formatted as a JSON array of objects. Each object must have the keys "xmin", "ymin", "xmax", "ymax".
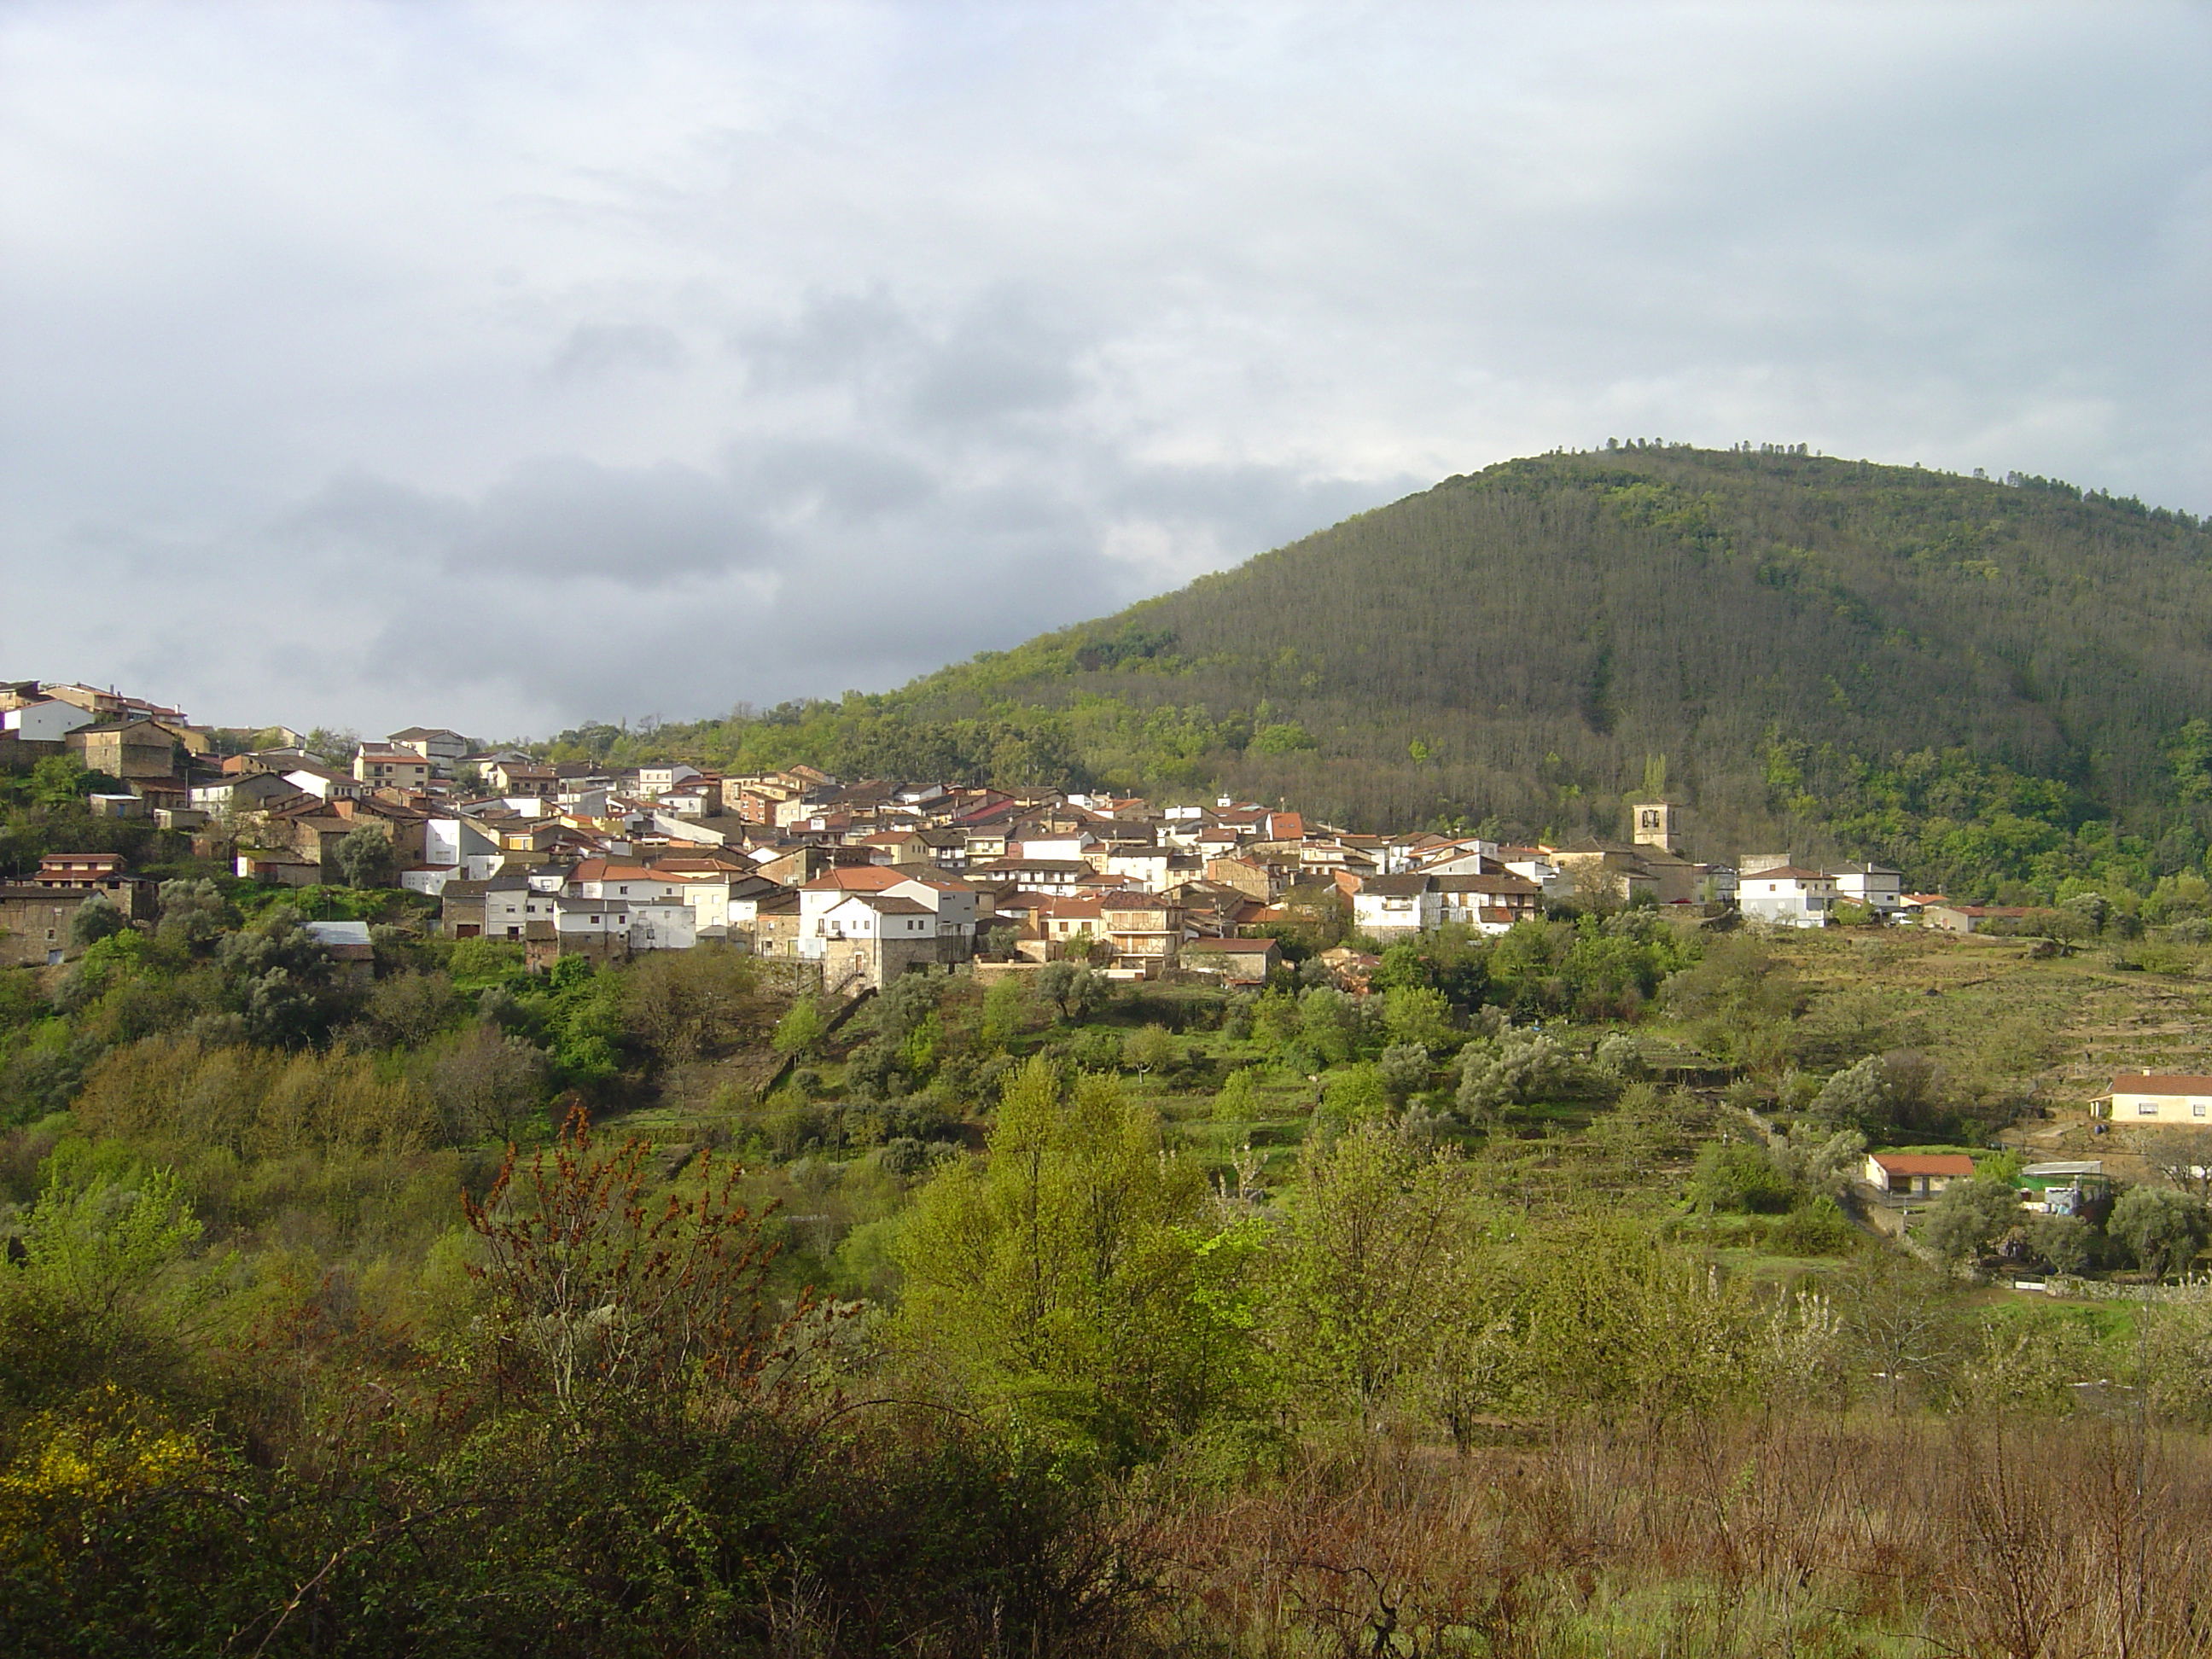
[
  {"xmin": 216, "ymin": 911, "xmax": 350, "ymax": 1047},
  {"xmin": 894, "ymin": 1057, "xmax": 1243, "ymax": 1460},
  {"xmin": 1122, "ymin": 1022, "xmax": 1176, "ymax": 1076},
  {"xmin": 2027, "ymin": 1212, "xmax": 2093, "ymax": 1276},
  {"xmin": 1381, "ymin": 984, "xmax": 1457, "ymax": 1052},
  {"xmin": 1033, "ymin": 960, "xmax": 1107, "ymax": 1023},
  {"xmin": 355, "ymin": 969, "xmax": 464, "ymax": 1049},
  {"xmin": 0, "ymin": 1149, "xmax": 215, "ymax": 1413},
  {"xmin": 1262, "ymin": 1119, "xmax": 1470, "ymax": 1425},
  {"xmin": 27, "ymin": 754, "xmax": 122, "ymax": 807},
  {"xmin": 1455, "ymin": 1029, "xmax": 1572, "ymax": 1124},
  {"xmin": 329, "ymin": 823, "xmax": 399, "ymax": 888},
  {"xmin": 1921, "ymin": 1178, "xmax": 2020, "ymax": 1266},
  {"xmin": 771, "ymin": 993, "xmax": 828, "ymax": 1060},
  {"xmin": 1296, "ymin": 986, "xmax": 1360, "ymax": 1066},
  {"xmin": 979, "ymin": 975, "xmax": 1028, "ymax": 1050},
  {"xmin": 2110, "ymin": 1185, "xmax": 2211, "ymax": 1279},
  {"xmin": 1212, "ymin": 1066, "xmax": 1263, "ymax": 1126},
  {"xmin": 1689, "ymin": 1139, "xmax": 1794, "ymax": 1214},
  {"xmin": 67, "ymin": 894, "xmax": 130, "ymax": 949},
  {"xmin": 154, "ymin": 879, "xmax": 233, "ymax": 954},
  {"xmin": 1376, "ymin": 1042, "xmax": 1431, "ymax": 1103}
]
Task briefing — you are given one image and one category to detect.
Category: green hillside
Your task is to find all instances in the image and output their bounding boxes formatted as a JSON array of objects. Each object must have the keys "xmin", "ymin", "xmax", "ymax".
[{"xmin": 557, "ymin": 445, "xmax": 2212, "ymax": 901}]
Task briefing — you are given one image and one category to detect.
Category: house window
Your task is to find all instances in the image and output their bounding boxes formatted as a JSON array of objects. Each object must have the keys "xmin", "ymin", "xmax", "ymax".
[
  {"xmin": 2140, "ymin": 1102, "xmax": 2159, "ymax": 1115},
  {"xmin": 2197, "ymin": 1103, "xmax": 2208, "ymax": 1119}
]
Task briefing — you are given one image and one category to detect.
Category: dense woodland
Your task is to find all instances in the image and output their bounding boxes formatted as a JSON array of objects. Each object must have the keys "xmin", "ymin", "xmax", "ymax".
[
  {"xmin": 547, "ymin": 448, "xmax": 2212, "ymax": 905},
  {"xmin": 15, "ymin": 804, "xmax": 2212, "ymax": 1652}
]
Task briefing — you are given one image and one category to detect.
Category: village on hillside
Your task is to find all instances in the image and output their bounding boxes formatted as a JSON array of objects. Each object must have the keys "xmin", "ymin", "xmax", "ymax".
[
  {"xmin": 0, "ymin": 677, "xmax": 2044, "ymax": 990},
  {"xmin": 0, "ymin": 678, "xmax": 2069, "ymax": 983}
]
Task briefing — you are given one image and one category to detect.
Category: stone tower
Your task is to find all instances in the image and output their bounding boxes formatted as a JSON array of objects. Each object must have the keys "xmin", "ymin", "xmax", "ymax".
[{"xmin": 1631, "ymin": 801, "xmax": 1676, "ymax": 853}]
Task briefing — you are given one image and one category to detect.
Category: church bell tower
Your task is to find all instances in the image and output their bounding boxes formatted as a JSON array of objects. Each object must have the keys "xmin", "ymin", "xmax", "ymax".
[{"xmin": 1631, "ymin": 801, "xmax": 1676, "ymax": 853}]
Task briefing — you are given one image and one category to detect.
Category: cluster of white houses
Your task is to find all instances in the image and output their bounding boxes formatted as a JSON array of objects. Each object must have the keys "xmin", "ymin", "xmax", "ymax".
[{"xmin": 0, "ymin": 679, "xmax": 2017, "ymax": 984}]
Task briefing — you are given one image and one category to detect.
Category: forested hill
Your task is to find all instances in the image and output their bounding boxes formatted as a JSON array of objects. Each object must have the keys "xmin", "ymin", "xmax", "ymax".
[{"xmin": 558, "ymin": 446, "xmax": 2212, "ymax": 901}]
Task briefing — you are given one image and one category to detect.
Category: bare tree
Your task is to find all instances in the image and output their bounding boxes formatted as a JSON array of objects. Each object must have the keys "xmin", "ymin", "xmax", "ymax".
[{"xmin": 2136, "ymin": 1126, "xmax": 2212, "ymax": 1198}]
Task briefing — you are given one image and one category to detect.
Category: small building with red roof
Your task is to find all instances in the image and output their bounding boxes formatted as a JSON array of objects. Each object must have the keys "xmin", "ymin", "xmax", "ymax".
[{"xmin": 1865, "ymin": 1152, "xmax": 1976, "ymax": 1196}]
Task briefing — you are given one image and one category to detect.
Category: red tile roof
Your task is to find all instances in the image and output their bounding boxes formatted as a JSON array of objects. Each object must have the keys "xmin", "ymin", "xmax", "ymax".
[
  {"xmin": 1869, "ymin": 1154, "xmax": 1975, "ymax": 1177},
  {"xmin": 2098, "ymin": 1074, "xmax": 2212, "ymax": 1097}
]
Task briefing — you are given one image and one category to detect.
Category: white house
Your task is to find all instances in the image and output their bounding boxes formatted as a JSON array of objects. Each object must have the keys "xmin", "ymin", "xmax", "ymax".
[
  {"xmin": 1353, "ymin": 874, "xmax": 1439, "ymax": 940},
  {"xmin": 400, "ymin": 816, "xmax": 506, "ymax": 895},
  {"xmin": 1417, "ymin": 844, "xmax": 1505, "ymax": 878},
  {"xmin": 814, "ymin": 892, "xmax": 937, "ymax": 946},
  {"xmin": 798, "ymin": 867, "xmax": 978, "ymax": 958},
  {"xmin": 659, "ymin": 785, "xmax": 718, "ymax": 817},
  {"xmin": 1500, "ymin": 849, "xmax": 1573, "ymax": 899},
  {"xmin": 2090, "ymin": 1073, "xmax": 2212, "ymax": 1124},
  {"xmin": 353, "ymin": 743, "xmax": 433, "ymax": 792},
  {"xmin": 636, "ymin": 762, "xmax": 704, "ymax": 799},
  {"xmin": 1102, "ymin": 848, "xmax": 1175, "ymax": 889},
  {"xmin": 551, "ymin": 895, "xmax": 696, "ymax": 951},
  {"xmin": 1435, "ymin": 872, "xmax": 1543, "ymax": 934},
  {"xmin": 963, "ymin": 857, "xmax": 1093, "ymax": 896},
  {"xmin": 565, "ymin": 859, "xmax": 689, "ymax": 904},
  {"xmin": 2, "ymin": 698, "xmax": 96, "ymax": 742},
  {"xmin": 1865, "ymin": 1152, "xmax": 1976, "ymax": 1196},
  {"xmin": 677, "ymin": 873, "xmax": 789, "ymax": 940},
  {"xmin": 424, "ymin": 815, "xmax": 504, "ymax": 879},
  {"xmin": 281, "ymin": 761, "xmax": 363, "ymax": 803},
  {"xmin": 1831, "ymin": 863, "xmax": 1905, "ymax": 917},
  {"xmin": 1738, "ymin": 864, "xmax": 1836, "ymax": 928},
  {"xmin": 1010, "ymin": 834, "xmax": 1101, "ymax": 865}
]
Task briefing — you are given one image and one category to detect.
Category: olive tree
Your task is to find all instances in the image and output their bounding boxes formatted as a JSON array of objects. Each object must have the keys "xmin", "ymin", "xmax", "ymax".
[
  {"xmin": 329, "ymin": 824, "xmax": 398, "ymax": 889},
  {"xmin": 2110, "ymin": 1186, "xmax": 2211, "ymax": 1280},
  {"xmin": 1921, "ymin": 1179, "xmax": 2021, "ymax": 1266}
]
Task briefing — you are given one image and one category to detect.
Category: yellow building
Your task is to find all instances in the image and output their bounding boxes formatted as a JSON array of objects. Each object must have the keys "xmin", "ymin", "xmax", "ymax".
[{"xmin": 2090, "ymin": 1073, "xmax": 2212, "ymax": 1124}]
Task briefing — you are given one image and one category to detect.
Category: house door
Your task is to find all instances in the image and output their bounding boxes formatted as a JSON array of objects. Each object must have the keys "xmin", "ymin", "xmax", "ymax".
[{"xmin": 46, "ymin": 950, "xmax": 62, "ymax": 966}]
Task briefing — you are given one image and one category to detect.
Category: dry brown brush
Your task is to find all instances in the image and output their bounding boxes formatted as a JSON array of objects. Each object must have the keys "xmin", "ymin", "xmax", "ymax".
[{"xmin": 1128, "ymin": 1412, "xmax": 2212, "ymax": 1658}]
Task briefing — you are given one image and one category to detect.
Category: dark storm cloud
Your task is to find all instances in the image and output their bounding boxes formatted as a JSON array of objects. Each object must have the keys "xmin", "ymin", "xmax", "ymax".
[{"xmin": 0, "ymin": 1, "xmax": 2203, "ymax": 736}]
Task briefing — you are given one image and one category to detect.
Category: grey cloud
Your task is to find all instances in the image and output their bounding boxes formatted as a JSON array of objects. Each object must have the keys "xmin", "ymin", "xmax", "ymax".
[
  {"xmin": 550, "ymin": 321, "xmax": 686, "ymax": 381},
  {"xmin": 734, "ymin": 288, "xmax": 920, "ymax": 392},
  {"xmin": 736, "ymin": 439, "xmax": 939, "ymax": 524},
  {"xmin": 905, "ymin": 291, "xmax": 1086, "ymax": 427},
  {"xmin": 276, "ymin": 472, "xmax": 469, "ymax": 562},
  {"xmin": 736, "ymin": 285, "xmax": 1090, "ymax": 430},
  {"xmin": 331, "ymin": 428, "xmax": 1319, "ymax": 729},
  {"xmin": 454, "ymin": 457, "xmax": 777, "ymax": 581}
]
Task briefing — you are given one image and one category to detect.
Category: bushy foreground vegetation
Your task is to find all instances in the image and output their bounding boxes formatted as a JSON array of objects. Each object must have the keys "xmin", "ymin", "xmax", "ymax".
[{"xmin": 15, "ymin": 882, "xmax": 2212, "ymax": 1652}]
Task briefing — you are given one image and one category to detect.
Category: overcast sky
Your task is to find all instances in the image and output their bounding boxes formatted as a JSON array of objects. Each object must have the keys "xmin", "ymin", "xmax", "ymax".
[{"xmin": 3, "ymin": 2, "xmax": 2206, "ymax": 740}]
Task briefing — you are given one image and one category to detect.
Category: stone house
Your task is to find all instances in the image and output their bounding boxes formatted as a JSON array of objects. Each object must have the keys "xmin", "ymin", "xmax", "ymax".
[
  {"xmin": 1100, "ymin": 891, "xmax": 1185, "ymax": 976},
  {"xmin": 67, "ymin": 719, "xmax": 183, "ymax": 783}
]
